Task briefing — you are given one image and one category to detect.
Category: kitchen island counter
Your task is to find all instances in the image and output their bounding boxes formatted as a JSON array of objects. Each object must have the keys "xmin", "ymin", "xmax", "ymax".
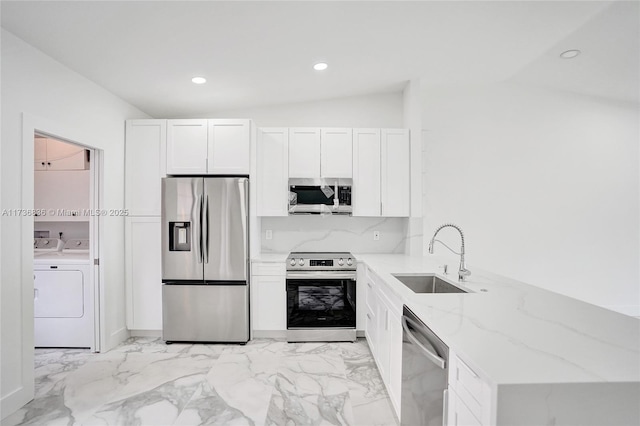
[{"xmin": 355, "ymin": 253, "xmax": 639, "ymax": 424}]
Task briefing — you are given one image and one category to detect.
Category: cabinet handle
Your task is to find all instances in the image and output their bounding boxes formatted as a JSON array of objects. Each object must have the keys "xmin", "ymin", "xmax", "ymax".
[
  {"xmin": 41, "ymin": 162, "xmax": 45, "ymax": 166},
  {"xmin": 366, "ymin": 313, "xmax": 371, "ymax": 319},
  {"xmin": 367, "ymin": 282, "xmax": 373, "ymax": 288}
]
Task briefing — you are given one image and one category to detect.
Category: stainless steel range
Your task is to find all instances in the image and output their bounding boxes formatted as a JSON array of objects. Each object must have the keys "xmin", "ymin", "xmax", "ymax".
[{"xmin": 286, "ymin": 252, "xmax": 357, "ymax": 342}]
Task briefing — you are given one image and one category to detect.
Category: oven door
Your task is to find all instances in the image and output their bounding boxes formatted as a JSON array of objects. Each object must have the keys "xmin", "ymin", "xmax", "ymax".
[{"xmin": 286, "ymin": 273, "xmax": 356, "ymax": 329}]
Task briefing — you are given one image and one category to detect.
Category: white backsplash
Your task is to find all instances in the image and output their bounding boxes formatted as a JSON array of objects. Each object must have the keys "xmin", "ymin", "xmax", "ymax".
[{"xmin": 260, "ymin": 216, "xmax": 408, "ymax": 254}]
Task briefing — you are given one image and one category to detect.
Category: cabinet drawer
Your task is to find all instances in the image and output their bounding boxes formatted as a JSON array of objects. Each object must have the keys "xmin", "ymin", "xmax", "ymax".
[
  {"xmin": 365, "ymin": 278, "xmax": 376, "ymax": 313},
  {"xmin": 450, "ymin": 389, "xmax": 482, "ymax": 426},
  {"xmin": 252, "ymin": 262, "xmax": 285, "ymax": 276},
  {"xmin": 450, "ymin": 355, "xmax": 485, "ymax": 421}
]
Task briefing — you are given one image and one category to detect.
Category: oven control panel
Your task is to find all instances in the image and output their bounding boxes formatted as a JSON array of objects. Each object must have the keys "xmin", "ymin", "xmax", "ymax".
[{"xmin": 287, "ymin": 252, "xmax": 355, "ymax": 271}]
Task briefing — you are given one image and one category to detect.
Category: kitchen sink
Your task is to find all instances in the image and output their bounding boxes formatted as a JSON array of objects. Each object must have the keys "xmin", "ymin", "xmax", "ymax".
[{"xmin": 392, "ymin": 274, "xmax": 468, "ymax": 294}]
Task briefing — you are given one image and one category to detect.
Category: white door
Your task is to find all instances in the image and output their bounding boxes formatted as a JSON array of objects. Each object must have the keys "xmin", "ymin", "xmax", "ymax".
[
  {"xmin": 289, "ymin": 128, "xmax": 321, "ymax": 178},
  {"xmin": 321, "ymin": 128, "xmax": 352, "ymax": 178},
  {"xmin": 381, "ymin": 129, "xmax": 410, "ymax": 217},
  {"xmin": 166, "ymin": 119, "xmax": 208, "ymax": 175},
  {"xmin": 207, "ymin": 119, "xmax": 251, "ymax": 175},
  {"xmin": 257, "ymin": 128, "xmax": 289, "ymax": 216},
  {"xmin": 125, "ymin": 217, "xmax": 162, "ymax": 330},
  {"xmin": 125, "ymin": 120, "xmax": 166, "ymax": 216},
  {"xmin": 353, "ymin": 129, "xmax": 381, "ymax": 216}
]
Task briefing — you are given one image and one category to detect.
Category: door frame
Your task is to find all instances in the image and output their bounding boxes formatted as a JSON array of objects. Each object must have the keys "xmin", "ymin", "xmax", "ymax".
[{"xmin": 8, "ymin": 113, "xmax": 105, "ymax": 414}]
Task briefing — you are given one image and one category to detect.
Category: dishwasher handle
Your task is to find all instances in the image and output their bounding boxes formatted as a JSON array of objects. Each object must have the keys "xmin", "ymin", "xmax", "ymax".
[{"xmin": 402, "ymin": 315, "xmax": 446, "ymax": 369}]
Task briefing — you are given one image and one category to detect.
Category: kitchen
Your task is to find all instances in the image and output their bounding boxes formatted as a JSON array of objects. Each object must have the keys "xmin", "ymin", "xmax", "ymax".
[{"xmin": 1, "ymin": 1, "xmax": 638, "ymax": 425}]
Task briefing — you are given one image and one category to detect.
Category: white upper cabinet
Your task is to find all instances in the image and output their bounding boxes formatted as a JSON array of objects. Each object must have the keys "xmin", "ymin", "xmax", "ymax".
[
  {"xmin": 288, "ymin": 128, "xmax": 321, "ymax": 178},
  {"xmin": 207, "ymin": 119, "xmax": 251, "ymax": 175},
  {"xmin": 320, "ymin": 128, "xmax": 353, "ymax": 178},
  {"xmin": 352, "ymin": 128, "xmax": 410, "ymax": 217},
  {"xmin": 166, "ymin": 119, "xmax": 208, "ymax": 175},
  {"xmin": 125, "ymin": 120, "xmax": 166, "ymax": 216},
  {"xmin": 289, "ymin": 128, "xmax": 353, "ymax": 178},
  {"xmin": 381, "ymin": 129, "xmax": 410, "ymax": 217},
  {"xmin": 353, "ymin": 129, "xmax": 382, "ymax": 216},
  {"xmin": 35, "ymin": 137, "xmax": 88, "ymax": 171},
  {"xmin": 257, "ymin": 128, "xmax": 289, "ymax": 216},
  {"xmin": 166, "ymin": 119, "xmax": 251, "ymax": 175}
]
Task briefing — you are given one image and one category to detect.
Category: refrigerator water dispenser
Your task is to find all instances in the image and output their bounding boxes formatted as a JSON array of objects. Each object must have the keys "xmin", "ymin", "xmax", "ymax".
[{"xmin": 169, "ymin": 222, "xmax": 191, "ymax": 251}]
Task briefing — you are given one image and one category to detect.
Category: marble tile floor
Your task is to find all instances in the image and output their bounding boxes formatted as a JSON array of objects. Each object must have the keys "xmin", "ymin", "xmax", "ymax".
[{"xmin": 3, "ymin": 337, "xmax": 398, "ymax": 426}]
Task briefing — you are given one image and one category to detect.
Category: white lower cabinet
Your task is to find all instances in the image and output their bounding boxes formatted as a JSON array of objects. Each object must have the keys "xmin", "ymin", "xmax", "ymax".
[
  {"xmin": 447, "ymin": 353, "xmax": 493, "ymax": 426},
  {"xmin": 364, "ymin": 267, "xmax": 403, "ymax": 417},
  {"xmin": 125, "ymin": 217, "xmax": 162, "ymax": 330},
  {"xmin": 251, "ymin": 261, "xmax": 286, "ymax": 332}
]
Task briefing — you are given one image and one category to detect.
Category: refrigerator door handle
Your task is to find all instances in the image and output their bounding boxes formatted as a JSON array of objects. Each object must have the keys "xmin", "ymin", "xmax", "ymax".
[
  {"xmin": 198, "ymin": 195, "xmax": 202, "ymax": 264},
  {"xmin": 193, "ymin": 192, "xmax": 203, "ymax": 264},
  {"xmin": 203, "ymin": 193, "xmax": 209, "ymax": 264}
]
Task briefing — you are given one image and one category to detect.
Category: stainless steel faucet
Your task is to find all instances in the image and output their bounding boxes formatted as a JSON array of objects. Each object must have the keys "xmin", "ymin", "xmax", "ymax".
[{"xmin": 428, "ymin": 223, "xmax": 471, "ymax": 281}]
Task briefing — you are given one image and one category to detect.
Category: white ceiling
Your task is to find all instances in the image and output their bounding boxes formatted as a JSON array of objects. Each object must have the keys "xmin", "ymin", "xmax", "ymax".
[{"xmin": 2, "ymin": 1, "xmax": 637, "ymax": 118}]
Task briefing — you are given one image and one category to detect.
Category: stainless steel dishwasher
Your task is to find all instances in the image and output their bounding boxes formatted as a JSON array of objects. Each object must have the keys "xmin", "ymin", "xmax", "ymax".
[{"xmin": 401, "ymin": 305, "xmax": 449, "ymax": 426}]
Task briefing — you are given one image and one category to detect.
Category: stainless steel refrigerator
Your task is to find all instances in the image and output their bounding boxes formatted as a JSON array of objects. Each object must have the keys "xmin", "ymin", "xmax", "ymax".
[{"xmin": 161, "ymin": 177, "xmax": 249, "ymax": 343}]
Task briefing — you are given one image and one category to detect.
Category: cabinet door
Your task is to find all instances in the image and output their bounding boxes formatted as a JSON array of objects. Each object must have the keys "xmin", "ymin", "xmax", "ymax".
[
  {"xmin": 377, "ymin": 301, "xmax": 391, "ymax": 385},
  {"xmin": 252, "ymin": 274, "xmax": 286, "ymax": 330},
  {"xmin": 381, "ymin": 129, "xmax": 410, "ymax": 217},
  {"xmin": 364, "ymin": 278, "xmax": 379, "ymax": 356},
  {"xmin": 289, "ymin": 128, "xmax": 321, "ymax": 178},
  {"xmin": 320, "ymin": 128, "xmax": 352, "ymax": 178},
  {"xmin": 166, "ymin": 119, "xmax": 208, "ymax": 175},
  {"xmin": 125, "ymin": 120, "xmax": 166, "ymax": 216},
  {"xmin": 387, "ymin": 307, "xmax": 403, "ymax": 414},
  {"xmin": 34, "ymin": 137, "xmax": 48, "ymax": 170},
  {"xmin": 352, "ymin": 129, "xmax": 381, "ymax": 216},
  {"xmin": 46, "ymin": 139, "xmax": 88, "ymax": 170},
  {"xmin": 125, "ymin": 217, "xmax": 162, "ymax": 330},
  {"xmin": 257, "ymin": 128, "xmax": 289, "ymax": 216},
  {"xmin": 207, "ymin": 119, "xmax": 251, "ymax": 175}
]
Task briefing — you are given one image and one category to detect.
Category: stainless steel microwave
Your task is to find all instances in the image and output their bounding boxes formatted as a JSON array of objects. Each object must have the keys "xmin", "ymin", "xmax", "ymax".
[{"xmin": 288, "ymin": 178, "xmax": 352, "ymax": 215}]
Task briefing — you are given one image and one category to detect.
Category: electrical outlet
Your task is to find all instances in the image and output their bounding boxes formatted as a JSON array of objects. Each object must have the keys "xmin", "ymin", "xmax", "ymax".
[
  {"xmin": 265, "ymin": 230, "xmax": 273, "ymax": 240},
  {"xmin": 373, "ymin": 231, "xmax": 380, "ymax": 241}
]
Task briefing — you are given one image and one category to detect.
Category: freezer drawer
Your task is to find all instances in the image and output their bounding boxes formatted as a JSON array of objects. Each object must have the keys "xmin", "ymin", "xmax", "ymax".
[{"xmin": 162, "ymin": 284, "xmax": 249, "ymax": 343}]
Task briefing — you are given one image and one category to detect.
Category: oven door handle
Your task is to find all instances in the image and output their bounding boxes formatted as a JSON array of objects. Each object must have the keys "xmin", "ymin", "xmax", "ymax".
[{"xmin": 286, "ymin": 272, "xmax": 356, "ymax": 280}]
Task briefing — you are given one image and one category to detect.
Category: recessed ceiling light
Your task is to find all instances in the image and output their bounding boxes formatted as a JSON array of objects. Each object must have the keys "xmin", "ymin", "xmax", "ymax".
[
  {"xmin": 559, "ymin": 49, "xmax": 581, "ymax": 59},
  {"xmin": 313, "ymin": 62, "xmax": 328, "ymax": 71},
  {"xmin": 192, "ymin": 77, "xmax": 207, "ymax": 84}
]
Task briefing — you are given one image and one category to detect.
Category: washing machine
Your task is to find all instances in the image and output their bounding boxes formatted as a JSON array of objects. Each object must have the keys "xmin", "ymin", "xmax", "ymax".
[{"xmin": 34, "ymin": 239, "xmax": 93, "ymax": 348}]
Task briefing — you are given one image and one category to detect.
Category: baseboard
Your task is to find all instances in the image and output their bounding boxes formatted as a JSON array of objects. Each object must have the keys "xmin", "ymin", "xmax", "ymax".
[
  {"xmin": 252, "ymin": 330, "xmax": 287, "ymax": 339},
  {"xmin": 129, "ymin": 330, "xmax": 162, "ymax": 338},
  {"xmin": 1, "ymin": 383, "xmax": 33, "ymax": 421},
  {"xmin": 104, "ymin": 327, "xmax": 129, "ymax": 352}
]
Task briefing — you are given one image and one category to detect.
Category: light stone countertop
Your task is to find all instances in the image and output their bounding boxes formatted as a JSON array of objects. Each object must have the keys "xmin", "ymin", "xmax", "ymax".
[{"xmin": 354, "ymin": 253, "xmax": 640, "ymax": 387}]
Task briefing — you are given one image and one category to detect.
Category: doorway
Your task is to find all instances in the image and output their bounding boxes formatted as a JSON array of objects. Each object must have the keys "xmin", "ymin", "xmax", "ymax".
[{"xmin": 32, "ymin": 134, "xmax": 101, "ymax": 351}]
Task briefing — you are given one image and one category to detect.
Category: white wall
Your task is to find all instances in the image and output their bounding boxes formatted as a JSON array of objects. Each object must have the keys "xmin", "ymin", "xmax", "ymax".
[
  {"xmin": 209, "ymin": 92, "xmax": 403, "ymax": 128},
  {"xmin": 1, "ymin": 29, "xmax": 148, "ymax": 417},
  {"xmin": 422, "ymin": 82, "xmax": 639, "ymax": 316}
]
